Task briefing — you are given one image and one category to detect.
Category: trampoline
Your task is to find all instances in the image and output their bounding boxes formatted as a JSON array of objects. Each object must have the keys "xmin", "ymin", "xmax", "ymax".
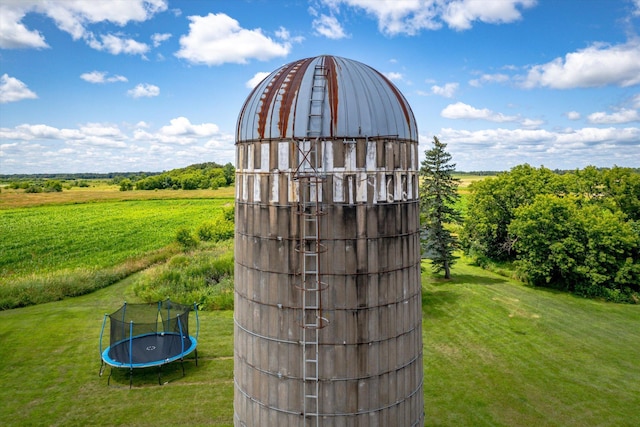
[{"xmin": 99, "ymin": 300, "xmax": 199, "ymax": 386}]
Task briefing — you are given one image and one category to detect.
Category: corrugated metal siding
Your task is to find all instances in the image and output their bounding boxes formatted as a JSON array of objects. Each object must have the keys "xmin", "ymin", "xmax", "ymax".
[{"xmin": 236, "ymin": 56, "xmax": 418, "ymax": 142}]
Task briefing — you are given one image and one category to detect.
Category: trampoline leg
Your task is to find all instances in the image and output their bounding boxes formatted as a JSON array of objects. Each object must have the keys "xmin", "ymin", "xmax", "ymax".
[
  {"xmin": 99, "ymin": 361, "xmax": 105, "ymax": 377},
  {"xmin": 158, "ymin": 366, "xmax": 162, "ymax": 385},
  {"xmin": 107, "ymin": 368, "xmax": 112, "ymax": 386},
  {"xmin": 181, "ymin": 359, "xmax": 185, "ymax": 377},
  {"xmin": 129, "ymin": 368, "xmax": 133, "ymax": 389}
]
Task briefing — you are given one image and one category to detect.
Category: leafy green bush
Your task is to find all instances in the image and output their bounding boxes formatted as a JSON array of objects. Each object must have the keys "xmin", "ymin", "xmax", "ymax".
[
  {"xmin": 176, "ymin": 227, "xmax": 198, "ymax": 250},
  {"xmin": 197, "ymin": 218, "xmax": 234, "ymax": 242},
  {"xmin": 510, "ymin": 194, "xmax": 640, "ymax": 302},
  {"xmin": 44, "ymin": 180, "xmax": 63, "ymax": 192},
  {"xmin": 24, "ymin": 184, "xmax": 43, "ymax": 193},
  {"xmin": 119, "ymin": 178, "xmax": 133, "ymax": 191},
  {"xmin": 133, "ymin": 247, "xmax": 234, "ymax": 310}
]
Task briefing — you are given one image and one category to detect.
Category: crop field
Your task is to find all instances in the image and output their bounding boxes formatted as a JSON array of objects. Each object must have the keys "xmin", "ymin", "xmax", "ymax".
[{"xmin": 0, "ymin": 195, "xmax": 233, "ymax": 283}]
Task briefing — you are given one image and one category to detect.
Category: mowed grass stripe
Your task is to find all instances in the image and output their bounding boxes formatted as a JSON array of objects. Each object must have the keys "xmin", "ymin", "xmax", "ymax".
[{"xmin": 0, "ymin": 198, "xmax": 232, "ymax": 282}]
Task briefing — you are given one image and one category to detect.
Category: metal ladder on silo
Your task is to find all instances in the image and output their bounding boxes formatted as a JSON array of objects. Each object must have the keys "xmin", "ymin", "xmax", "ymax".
[{"xmin": 294, "ymin": 62, "xmax": 329, "ymax": 427}]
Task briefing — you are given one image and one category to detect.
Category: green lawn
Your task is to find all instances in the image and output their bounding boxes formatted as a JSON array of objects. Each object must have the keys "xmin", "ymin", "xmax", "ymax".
[
  {"xmin": 0, "ymin": 275, "xmax": 235, "ymax": 426},
  {"xmin": 423, "ymin": 259, "xmax": 640, "ymax": 426},
  {"xmin": 1, "ymin": 257, "xmax": 638, "ymax": 426}
]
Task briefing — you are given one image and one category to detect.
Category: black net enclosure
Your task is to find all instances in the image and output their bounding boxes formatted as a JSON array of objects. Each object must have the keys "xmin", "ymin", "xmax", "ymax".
[{"xmin": 99, "ymin": 300, "xmax": 199, "ymax": 386}]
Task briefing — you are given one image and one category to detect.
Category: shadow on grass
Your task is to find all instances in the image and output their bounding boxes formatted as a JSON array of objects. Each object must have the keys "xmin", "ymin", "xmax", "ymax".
[
  {"xmin": 422, "ymin": 288, "xmax": 459, "ymax": 319},
  {"xmin": 447, "ymin": 273, "xmax": 507, "ymax": 286},
  {"xmin": 422, "ymin": 273, "xmax": 507, "ymax": 318},
  {"xmin": 100, "ymin": 357, "xmax": 199, "ymax": 388}
]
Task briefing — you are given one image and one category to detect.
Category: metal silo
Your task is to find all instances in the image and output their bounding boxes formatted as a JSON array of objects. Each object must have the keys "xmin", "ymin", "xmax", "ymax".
[{"xmin": 234, "ymin": 55, "xmax": 423, "ymax": 426}]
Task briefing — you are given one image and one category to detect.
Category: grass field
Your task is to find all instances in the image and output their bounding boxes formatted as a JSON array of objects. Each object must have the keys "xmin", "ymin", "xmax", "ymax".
[
  {"xmin": 1, "ymin": 181, "xmax": 639, "ymax": 426},
  {"xmin": 1, "ymin": 259, "xmax": 638, "ymax": 426}
]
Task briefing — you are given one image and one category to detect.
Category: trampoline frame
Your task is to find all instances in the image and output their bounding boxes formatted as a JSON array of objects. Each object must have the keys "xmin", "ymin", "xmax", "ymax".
[{"xmin": 99, "ymin": 300, "xmax": 199, "ymax": 387}]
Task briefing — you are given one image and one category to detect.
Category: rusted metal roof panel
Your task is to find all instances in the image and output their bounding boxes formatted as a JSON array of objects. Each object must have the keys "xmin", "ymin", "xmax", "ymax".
[{"xmin": 236, "ymin": 55, "xmax": 418, "ymax": 142}]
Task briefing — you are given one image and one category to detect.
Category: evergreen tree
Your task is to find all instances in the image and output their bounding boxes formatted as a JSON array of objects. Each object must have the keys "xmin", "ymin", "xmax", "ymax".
[{"xmin": 419, "ymin": 136, "xmax": 462, "ymax": 279}]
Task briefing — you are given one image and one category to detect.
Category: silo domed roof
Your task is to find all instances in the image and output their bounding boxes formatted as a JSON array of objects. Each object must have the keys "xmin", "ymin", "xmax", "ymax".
[{"xmin": 236, "ymin": 55, "xmax": 417, "ymax": 142}]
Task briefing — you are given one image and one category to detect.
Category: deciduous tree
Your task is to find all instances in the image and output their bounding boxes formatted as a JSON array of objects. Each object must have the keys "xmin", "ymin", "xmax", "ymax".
[{"xmin": 461, "ymin": 164, "xmax": 562, "ymax": 260}]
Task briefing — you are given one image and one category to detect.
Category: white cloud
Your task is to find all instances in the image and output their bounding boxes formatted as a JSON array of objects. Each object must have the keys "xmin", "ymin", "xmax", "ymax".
[
  {"xmin": 431, "ymin": 82, "xmax": 459, "ymax": 98},
  {"xmin": 469, "ymin": 73, "xmax": 509, "ymax": 87},
  {"xmin": 175, "ymin": 13, "xmax": 293, "ymax": 65},
  {"xmin": 554, "ymin": 127, "xmax": 640, "ymax": 145},
  {"xmin": 566, "ymin": 111, "xmax": 581, "ymax": 120},
  {"xmin": 87, "ymin": 33, "xmax": 149, "ymax": 56},
  {"xmin": 385, "ymin": 72, "xmax": 403, "ymax": 82},
  {"xmin": 275, "ymin": 26, "xmax": 303, "ymax": 44},
  {"xmin": 441, "ymin": 102, "xmax": 518, "ymax": 122},
  {"xmin": 0, "ymin": 74, "xmax": 38, "ymax": 103},
  {"xmin": 440, "ymin": 127, "xmax": 554, "ymax": 145},
  {"xmin": 313, "ymin": 14, "xmax": 347, "ymax": 39},
  {"xmin": 442, "ymin": 0, "xmax": 536, "ymax": 31},
  {"xmin": 440, "ymin": 126, "xmax": 640, "ymax": 148},
  {"xmin": 321, "ymin": 0, "xmax": 441, "ymax": 35},
  {"xmin": 2, "ymin": 122, "xmax": 125, "ymax": 148},
  {"xmin": 246, "ymin": 72, "xmax": 271, "ymax": 89},
  {"xmin": 127, "ymin": 83, "xmax": 160, "ymax": 98},
  {"xmin": 521, "ymin": 118, "xmax": 544, "ymax": 128},
  {"xmin": 80, "ymin": 71, "xmax": 128, "ymax": 84},
  {"xmin": 437, "ymin": 126, "xmax": 640, "ymax": 170},
  {"xmin": 151, "ymin": 32, "xmax": 171, "ymax": 47},
  {"xmin": 0, "ymin": 0, "xmax": 166, "ymax": 51},
  {"xmin": 0, "ymin": 117, "xmax": 235, "ymax": 173},
  {"xmin": 319, "ymin": 0, "xmax": 536, "ymax": 35},
  {"xmin": 587, "ymin": 109, "xmax": 640, "ymax": 124},
  {"xmin": 522, "ymin": 39, "xmax": 640, "ymax": 89},
  {"xmin": 159, "ymin": 117, "xmax": 219, "ymax": 137},
  {"xmin": 0, "ymin": 6, "xmax": 48, "ymax": 48},
  {"xmin": 133, "ymin": 117, "xmax": 221, "ymax": 145}
]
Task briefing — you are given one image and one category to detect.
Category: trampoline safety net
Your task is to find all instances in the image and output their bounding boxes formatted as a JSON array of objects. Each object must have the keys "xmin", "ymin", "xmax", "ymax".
[{"xmin": 106, "ymin": 300, "xmax": 193, "ymax": 365}]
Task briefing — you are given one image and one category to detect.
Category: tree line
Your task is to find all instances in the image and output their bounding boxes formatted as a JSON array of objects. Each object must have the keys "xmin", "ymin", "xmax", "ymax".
[
  {"xmin": 420, "ymin": 137, "xmax": 639, "ymax": 303},
  {"xmin": 117, "ymin": 162, "xmax": 235, "ymax": 191}
]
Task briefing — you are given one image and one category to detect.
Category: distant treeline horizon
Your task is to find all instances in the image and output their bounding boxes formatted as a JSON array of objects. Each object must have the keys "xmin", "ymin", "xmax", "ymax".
[
  {"xmin": 1, "ymin": 165, "xmax": 639, "ymax": 180},
  {"xmin": 0, "ymin": 162, "xmax": 233, "ymax": 180}
]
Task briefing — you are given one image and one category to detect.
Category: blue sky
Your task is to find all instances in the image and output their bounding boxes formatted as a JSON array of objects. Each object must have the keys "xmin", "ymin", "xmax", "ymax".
[{"xmin": 1, "ymin": 0, "xmax": 639, "ymax": 174}]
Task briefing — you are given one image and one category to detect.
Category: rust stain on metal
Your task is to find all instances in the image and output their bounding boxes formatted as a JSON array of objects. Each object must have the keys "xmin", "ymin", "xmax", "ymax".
[
  {"xmin": 256, "ymin": 60, "xmax": 300, "ymax": 139},
  {"xmin": 324, "ymin": 56, "xmax": 340, "ymax": 138},
  {"xmin": 278, "ymin": 58, "xmax": 313, "ymax": 138}
]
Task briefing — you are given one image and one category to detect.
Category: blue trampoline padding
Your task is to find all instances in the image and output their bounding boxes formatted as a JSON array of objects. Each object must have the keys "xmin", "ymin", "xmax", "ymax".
[{"xmin": 101, "ymin": 333, "xmax": 197, "ymax": 368}]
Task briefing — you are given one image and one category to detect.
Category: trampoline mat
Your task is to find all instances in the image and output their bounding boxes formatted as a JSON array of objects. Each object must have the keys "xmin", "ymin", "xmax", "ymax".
[{"xmin": 107, "ymin": 333, "xmax": 194, "ymax": 366}]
